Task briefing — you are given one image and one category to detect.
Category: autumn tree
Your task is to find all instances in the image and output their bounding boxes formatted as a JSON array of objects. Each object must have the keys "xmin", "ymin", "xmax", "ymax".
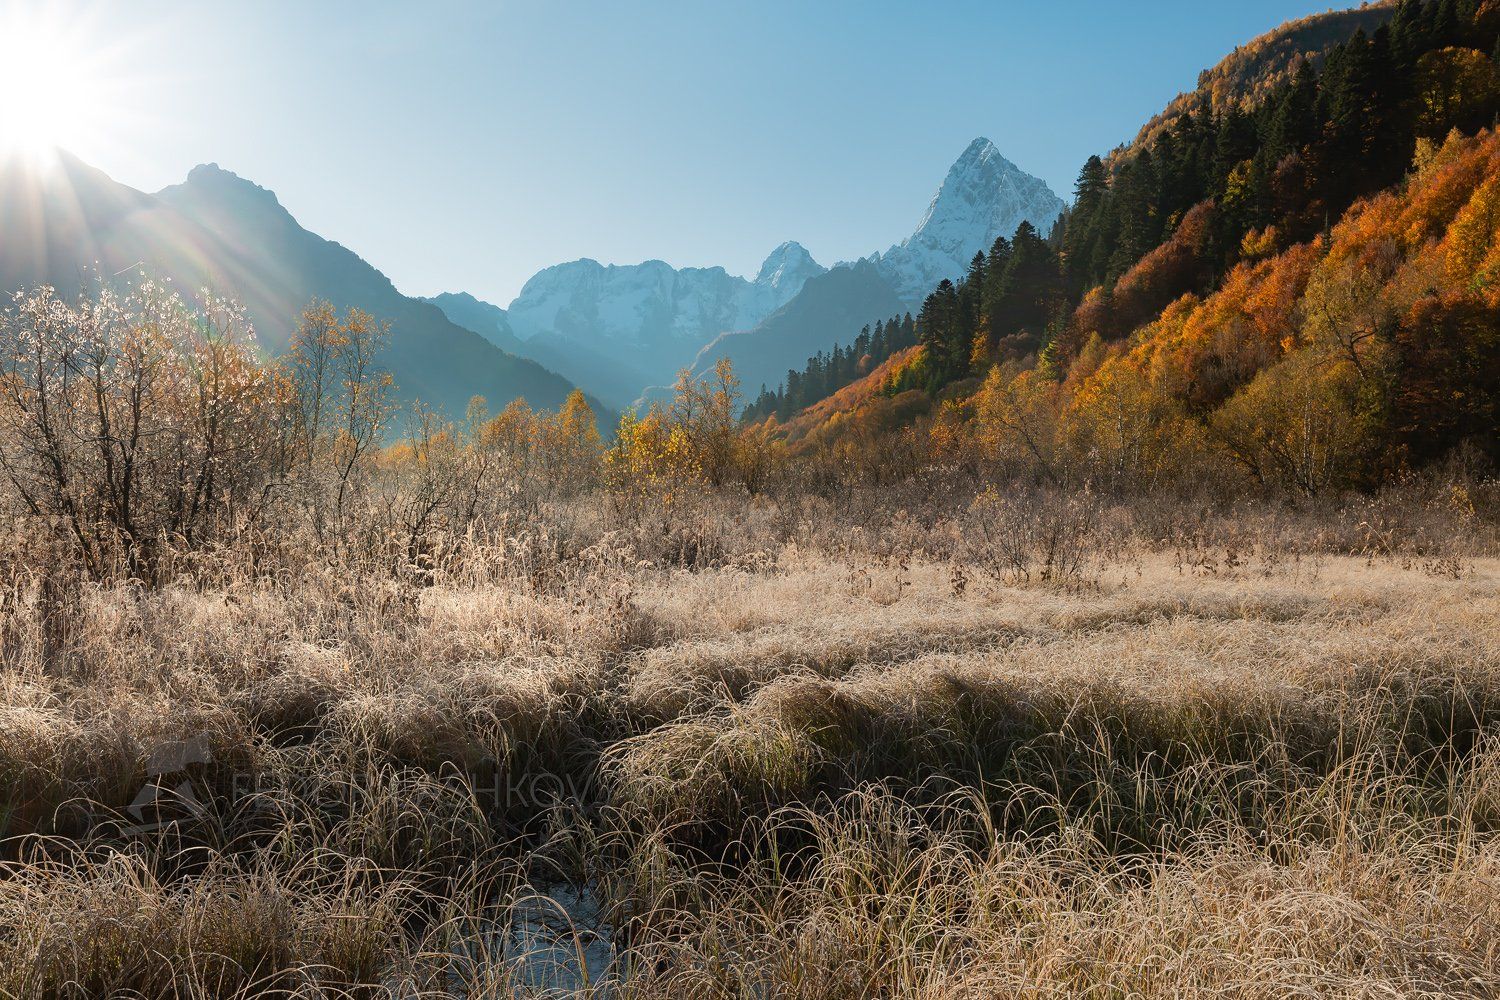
[
  {"xmin": 670, "ymin": 359, "xmax": 741, "ymax": 488},
  {"xmin": 972, "ymin": 363, "xmax": 1064, "ymax": 483},
  {"xmin": 604, "ymin": 404, "xmax": 697, "ymax": 517},
  {"xmin": 283, "ymin": 304, "xmax": 395, "ymax": 542},
  {"xmin": 1065, "ymin": 356, "xmax": 1198, "ymax": 491},
  {"xmin": 467, "ymin": 395, "xmax": 540, "ymax": 514},
  {"xmin": 384, "ymin": 404, "xmax": 466, "ymax": 569},
  {"xmin": 535, "ymin": 389, "xmax": 601, "ymax": 496},
  {"xmin": 1210, "ymin": 349, "xmax": 1369, "ymax": 493},
  {"xmin": 0, "ymin": 279, "xmax": 290, "ymax": 577}
]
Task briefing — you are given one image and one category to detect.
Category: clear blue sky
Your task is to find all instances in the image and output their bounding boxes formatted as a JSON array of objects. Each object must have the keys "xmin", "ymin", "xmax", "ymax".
[{"xmin": 67, "ymin": 0, "xmax": 1350, "ymax": 304}]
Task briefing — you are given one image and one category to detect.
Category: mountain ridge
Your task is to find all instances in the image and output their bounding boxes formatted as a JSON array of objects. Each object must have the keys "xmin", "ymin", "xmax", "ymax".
[
  {"xmin": 0, "ymin": 152, "xmax": 592, "ymax": 421},
  {"xmin": 678, "ymin": 138, "xmax": 1064, "ymax": 406},
  {"xmin": 429, "ymin": 241, "xmax": 827, "ymax": 410}
]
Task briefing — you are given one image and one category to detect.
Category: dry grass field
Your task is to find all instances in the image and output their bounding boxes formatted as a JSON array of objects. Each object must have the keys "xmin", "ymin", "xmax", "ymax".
[
  {"xmin": 0, "ymin": 483, "xmax": 1495, "ymax": 998},
  {"xmin": 4, "ymin": 0, "xmax": 1500, "ymax": 991}
]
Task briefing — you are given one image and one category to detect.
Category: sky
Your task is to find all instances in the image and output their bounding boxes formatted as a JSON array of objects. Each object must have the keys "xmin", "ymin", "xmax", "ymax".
[{"xmin": 30, "ymin": 0, "xmax": 1356, "ymax": 305}]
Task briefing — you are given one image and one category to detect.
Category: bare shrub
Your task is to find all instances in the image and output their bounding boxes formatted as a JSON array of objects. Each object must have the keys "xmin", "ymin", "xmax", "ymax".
[{"xmin": 962, "ymin": 483, "xmax": 1104, "ymax": 586}]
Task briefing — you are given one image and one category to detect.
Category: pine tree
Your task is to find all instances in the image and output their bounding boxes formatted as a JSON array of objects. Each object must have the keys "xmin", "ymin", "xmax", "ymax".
[
  {"xmin": 918, "ymin": 280, "xmax": 964, "ymax": 387},
  {"xmin": 1214, "ymin": 107, "xmax": 1257, "ymax": 184},
  {"xmin": 1323, "ymin": 29, "xmax": 1383, "ymax": 196},
  {"xmin": 1064, "ymin": 156, "xmax": 1110, "ymax": 291},
  {"xmin": 1108, "ymin": 149, "xmax": 1160, "ymax": 279},
  {"xmin": 1270, "ymin": 60, "xmax": 1321, "ymax": 162}
]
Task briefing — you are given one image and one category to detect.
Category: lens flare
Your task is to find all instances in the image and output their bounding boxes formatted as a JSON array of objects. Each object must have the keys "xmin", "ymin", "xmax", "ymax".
[{"xmin": 0, "ymin": 4, "xmax": 134, "ymax": 165}]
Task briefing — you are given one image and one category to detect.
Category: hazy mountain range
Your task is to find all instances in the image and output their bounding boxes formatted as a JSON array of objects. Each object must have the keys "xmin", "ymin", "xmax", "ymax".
[
  {"xmin": 2, "ymin": 138, "xmax": 1061, "ymax": 420},
  {"xmin": 425, "ymin": 242, "xmax": 826, "ymax": 409},
  {"xmin": 430, "ymin": 137, "xmax": 1063, "ymax": 409},
  {"xmin": 0, "ymin": 153, "xmax": 586, "ymax": 419}
]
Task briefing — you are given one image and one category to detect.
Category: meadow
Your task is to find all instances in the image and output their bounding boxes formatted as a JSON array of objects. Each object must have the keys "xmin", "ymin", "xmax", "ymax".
[
  {"xmin": 0, "ymin": 470, "xmax": 1495, "ymax": 998},
  {"xmin": 3, "ymin": 0, "xmax": 1499, "ymax": 994}
]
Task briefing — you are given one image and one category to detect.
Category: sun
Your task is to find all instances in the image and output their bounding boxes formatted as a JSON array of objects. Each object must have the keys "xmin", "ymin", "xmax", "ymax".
[{"xmin": 0, "ymin": 6, "xmax": 120, "ymax": 163}]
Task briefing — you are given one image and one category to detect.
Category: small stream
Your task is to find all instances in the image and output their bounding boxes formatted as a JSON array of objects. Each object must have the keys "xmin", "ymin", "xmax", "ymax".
[{"xmin": 489, "ymin": 883, "xmax": 620, "ymax": 997}]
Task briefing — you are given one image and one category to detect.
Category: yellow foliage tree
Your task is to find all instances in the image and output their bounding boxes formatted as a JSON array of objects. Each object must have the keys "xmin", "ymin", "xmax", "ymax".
[
  {"xmin": 670, "ymin": 359, "xmax": 741, "ymax": 488},
  {"xmin": 605, "ymin": 405, "xmax": 700, "ymax": 514},
  {"xmin": 1446, "ymin": 171, "xmax": 1500, "ymax": 293},
  {"xmin": 535, "ymin": 389, "xmax": 601, "ymax": 495},
  {"xmin": 1210, "ymin": 349, "xmax": 1367, "ymax": 494},
  {"xmin": 1066, "ymin": 355, "xmax": 1196, "ymax": 491},
  {"xmin": 972, "ymin": 363, "xmax": 1063, "ymax": 481}
]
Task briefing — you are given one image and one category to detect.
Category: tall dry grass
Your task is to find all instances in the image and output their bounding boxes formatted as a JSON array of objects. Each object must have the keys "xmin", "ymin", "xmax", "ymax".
[{"xmin": 0, "ymin": 477, "xmax": 1493, "ymax": 997}]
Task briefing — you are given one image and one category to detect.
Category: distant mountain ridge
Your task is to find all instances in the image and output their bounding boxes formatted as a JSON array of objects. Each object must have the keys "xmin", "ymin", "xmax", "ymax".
[
  {"xmin": 428, "ymin": 242, "xmax": 825, "ymax": 410},
  {"xmin": 437, "ymin": 138, "xmax": 1063, "ymax": 412},
  {"xmin": 0, "ymin": 153, "xmax": 589, "ymax": 421},
  {"xmin": 678, "ymin": 138, "xmax": 1063, "ymax": 405},
  {"xmin": 421, "ymin": 291, "xmax": 525, "ymax": 353}
]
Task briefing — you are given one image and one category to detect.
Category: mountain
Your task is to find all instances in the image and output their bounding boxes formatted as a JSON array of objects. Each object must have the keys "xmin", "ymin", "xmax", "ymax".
[
  {"xmin": 429, "ymin": 242, "xmax": 825, "ymax": 410},
  {"xmin": 420, "ymin": 291, "xmax": 525, "ymax": 353},
  {"xmin": 1128, "ymin": 1, "xmax": 1398, "ymax": 156},
  {"xmin": 671, "ymin": 258, "xmax": 909, "ymax": 405},
  {"xmin": 0, "ymin": 152, "xmax": 588, "ymax": 420},
  {"xmin": 678, "ymin": 139, "xmax": 1063, "ymax": 405},
  {"xmin": 871, "ymin": 138, "xmax": 1067, "ymax": 303}
]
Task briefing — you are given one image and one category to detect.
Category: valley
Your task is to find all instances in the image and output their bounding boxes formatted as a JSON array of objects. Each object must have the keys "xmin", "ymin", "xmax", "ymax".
[{"xmin": 0, "ymin": 0, "xmax": 1496, "ymax": 996}]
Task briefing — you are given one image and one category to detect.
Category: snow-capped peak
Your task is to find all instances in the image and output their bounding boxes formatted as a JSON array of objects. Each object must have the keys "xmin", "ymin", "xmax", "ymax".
[
  {"xmin": 754, "ymin": 241, "xmax": 823, "ymax": 291},
  {"xmin": 877, "ymin": 138, "xmax": 1065, "ymax": 303},
  {"xmin": 499, "ymin": 242, "xmax": 826, "ymax": 386}
]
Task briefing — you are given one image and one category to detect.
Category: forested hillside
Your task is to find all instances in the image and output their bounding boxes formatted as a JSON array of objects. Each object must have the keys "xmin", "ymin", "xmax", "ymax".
[
  {"xmin": 742, "ymin": 313, "xmax": 916, "ymax": 422},
  {"xmin": 763, "ymin": 0, "xmax": 1500, "ymax": 493},
  {"xmin": 1129, "ymin": 1, "xmax": 1399, "ymax": 152}
]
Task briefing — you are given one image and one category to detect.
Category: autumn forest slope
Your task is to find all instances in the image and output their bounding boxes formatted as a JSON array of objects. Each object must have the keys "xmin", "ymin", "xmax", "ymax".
[{"xmin": 759, "ymin": 0, "xmax": 1500, "ymax": 495}]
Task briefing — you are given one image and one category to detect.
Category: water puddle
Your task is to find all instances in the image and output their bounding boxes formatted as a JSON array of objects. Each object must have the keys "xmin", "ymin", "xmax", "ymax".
[{"xmin": 493, "ymin": 883, "xmax": 619, "ymax": 997}]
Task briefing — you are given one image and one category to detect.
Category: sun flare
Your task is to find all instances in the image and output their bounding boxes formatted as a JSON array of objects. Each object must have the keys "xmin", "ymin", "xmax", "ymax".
[{"xmin": 0, "ymin": 6, "xmax": 120, "ymax": 163}]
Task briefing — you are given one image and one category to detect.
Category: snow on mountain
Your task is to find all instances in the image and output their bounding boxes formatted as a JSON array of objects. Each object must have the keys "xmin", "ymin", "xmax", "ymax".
[
  {"xmin": 871, "ymin": 137, "xmax": 1065, "ymax": 303},
  {"xmin": 680, "ymin": 139, "xmax": 1063, "ymax": 401},
  {"xmin": 426, "ymin": 243, "xmax": 825, "ymax": 410},
  {"xmin": 436, "ymin": 139, "xmax": 1058, "ymax": 409},
  {"xmin": 505, "ymin": 242, "xmax": 824, "ymax": 351},
  {"xmin": 753, "ymin": 240, "xmax": 824, "ymax": 298}
]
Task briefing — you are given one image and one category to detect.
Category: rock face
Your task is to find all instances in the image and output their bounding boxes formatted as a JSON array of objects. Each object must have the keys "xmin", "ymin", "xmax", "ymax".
[
  {"xmin": 871, "ymin": 137, "xmax": 1066, "ymax": 303},
  {"xmin": 0, "ymin": 153, "xmax": 588, "ymax": 420}
]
